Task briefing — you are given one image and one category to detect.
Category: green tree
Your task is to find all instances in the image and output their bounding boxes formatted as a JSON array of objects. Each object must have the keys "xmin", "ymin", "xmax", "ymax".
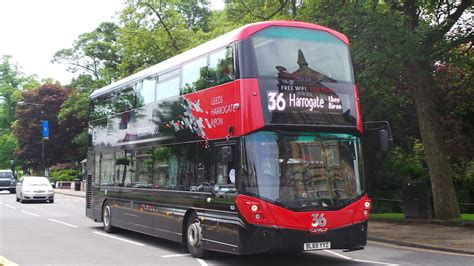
[
  {"xmin": 296, "ymin": 0, "xmax": 472, "ymax": 219},
  {"xmin": 0, "ymin": 133, "xmax": 18, "ymax": 168},
  {"xmin": 117, "ymin": 0, "xmax": 214, "ymax": 76},
  {"xmin": 52, "ymin": 22, "xmax": 122, "ymax": 84},
  {"xmin": 58, "ymin": 90, "xmax": 90, "ymax": 159},
  {"xmin": 0, "ymin": 55, "xmax": 39, "ymax": 168}
]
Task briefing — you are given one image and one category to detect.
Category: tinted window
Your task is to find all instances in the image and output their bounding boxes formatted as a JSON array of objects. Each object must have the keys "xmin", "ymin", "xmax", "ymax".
[
  {"xmin": 91, "ymin": 97, "xmax": 114, "ymax": 121},
  {"xmin": 133, "ymin": 149, "xmax": 154, "ymax": 188},
  {"xmin": 0, "ymin": 172, "xmax": 13, "ymax": 178},
  {"xmin": 99, "ymin": 153, "xmax": 115, "ymax": 186},
  {"xmin": 114, "ymin": 86, "xmax": 136, "ymax": 113},
  {"xmin": 181, "ymin": 56, "xmax": 207, "ymax": 94},
  {"xmin": 208, "ymin": 46, "xmax": 234, "ymax": 87},
  {"xmin": 242, "ymin": 131, "xmax": 364, "ymax": 211},
  {"xmin": 152, "ymin": 146, "xmax": 173, "ymax": 189},
  {"xmin": 91, "ymin": 86, "xmax": 136, "ymax": 121},
  {"xmin": 176, "ymin": 144, "xmax": 196, "ymax": 190},
  {"xmin": 115, "ymin": 150, "xmax": 134, "ymax": 187},
  {"xmin": 157, "ymin": 76, "xmax": 180, "ymax": 101},
  {"xmin": 251, "ymin": 27, "xmax": 353, "ymax": 83},
  {"xmin": 136, "ymin": 76, "xmax": 156, "ymax": 106}
]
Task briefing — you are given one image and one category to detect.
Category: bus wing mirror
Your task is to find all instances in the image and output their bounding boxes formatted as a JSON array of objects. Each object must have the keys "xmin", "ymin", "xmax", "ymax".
[
  {"xmin": 379, "ymin": 129, "xmax": 392, "ymax": 152},
  {"xmin": 364, "ymin": 121, "xmax": 393, "ymax": 153}
]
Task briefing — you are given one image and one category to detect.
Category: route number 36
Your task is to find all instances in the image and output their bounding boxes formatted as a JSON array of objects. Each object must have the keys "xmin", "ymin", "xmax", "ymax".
[{"xmin": 268, "ymin": 92, "xmax": 286, "ymax": 111}]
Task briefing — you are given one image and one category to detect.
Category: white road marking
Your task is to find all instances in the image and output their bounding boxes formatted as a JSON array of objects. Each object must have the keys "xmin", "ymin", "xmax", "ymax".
[
  {"xmin": 162, "ymin": 254, "xmax": 191, "ymax": 258},
  {"xmin": 354, "ymin": 259, "xmax": 398, "ymax": 265},
  {"xmin": 21, "ymin": 210, "xmax": 40, "ymax": 217},
  {"xmin": 323, "ymin": 250, "xmax": 353, "ymax": 260},
  {"xmin": 5, "ymin": 204, "xmax": 16, "ymax": 210},
  {"xmin": 196, "ymin": 258, "xmax": 208, "ymax": 266},
  {"xmin": 48, "ymin": 218, "xmax": 78, "ymax": 228},
  {"xmin": 93, "ymin": 231, "xmax": 145, "ymax": 246},
  {"xmin": 368, "ymin": 240, "xmax": 474, "ymax": 257},
  {"xmin": 323, "ymin": 249, "xmax": 397, "ymax": 265}
]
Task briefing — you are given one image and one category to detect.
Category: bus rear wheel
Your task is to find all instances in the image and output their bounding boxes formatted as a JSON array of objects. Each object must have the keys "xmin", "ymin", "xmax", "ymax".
[
  {"xmin": 186, "ymin": 213, "xmax": 208, "ymax": 258},
  {"xmin": 103, "ymin": 202, "xmax": 117, "ymax": 233}
]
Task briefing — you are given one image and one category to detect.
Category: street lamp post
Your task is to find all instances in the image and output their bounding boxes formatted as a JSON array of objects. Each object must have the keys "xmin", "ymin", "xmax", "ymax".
[{"xmin": 18, "ymin": 101, "xmax": 48, "ymax": 175}]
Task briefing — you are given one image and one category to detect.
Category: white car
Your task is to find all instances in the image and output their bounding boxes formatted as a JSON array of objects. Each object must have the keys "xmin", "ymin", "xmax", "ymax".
[{"xmin": 16, "ymin": 176, "xmax": 54, "ymax": 203}]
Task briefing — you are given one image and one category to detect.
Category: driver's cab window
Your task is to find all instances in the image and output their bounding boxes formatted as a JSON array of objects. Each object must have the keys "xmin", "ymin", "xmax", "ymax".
[{"xmin": 214, "ymin": 145, "xmax": 237, "ymax": 194}]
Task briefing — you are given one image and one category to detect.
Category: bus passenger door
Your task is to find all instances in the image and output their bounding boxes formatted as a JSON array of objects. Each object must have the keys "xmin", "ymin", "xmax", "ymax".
[{"xmin": 204, "ymin": 143, "xmax": 240, "ymax": 252}]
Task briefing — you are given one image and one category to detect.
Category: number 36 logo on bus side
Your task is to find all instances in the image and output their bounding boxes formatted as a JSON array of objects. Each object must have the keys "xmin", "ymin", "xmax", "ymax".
[{"xmin": 310, "ymin": 213, "xmax": 328, "ymax": 233}]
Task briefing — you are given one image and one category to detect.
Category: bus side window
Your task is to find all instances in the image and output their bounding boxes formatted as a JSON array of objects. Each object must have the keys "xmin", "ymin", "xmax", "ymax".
[
  {"xmin": 156, "ymin": 76, "xmax": 180, "ymax": 101},
  {"xmin": 91, "ymin": 96, "xmax": 113, "ymax": 121},
  {"xmin": 175, "ymin": 144, "xmax": 197, "ymax": 191},
  {"xmin": 114, "ymin": 86, "xmax": 136, "ymax": 113},
  {"xmin": 209, "ymin": 46, "xmax": 234, "ymax": 87},
  {"xmin": 114, "ymin": 150, "xmax": 134, "ymax": 187},
  {"xmin": 99, "ymin": 152, "xmax": 115, "ymax": 186},
  {"xmin": 133, "ymin": 149, "xmax": 154, "ymax": 189},
  {"xmin": 195, "ymin": 142, "xmax": 212, "ymax": 189},
  {"xmin": 152, "ymin": 146, "xmax": 172, "ymax": 189},
  {"xmin": 136, "ymin": 76, "xmax": 157, "ymax": 107},
  {"xmin": 216, "ymin": 146, "xmax": 236, "ymax": 186},
  {"xmin": 181, "ymin": 56, "xmax": 207, "ymax": 94}
]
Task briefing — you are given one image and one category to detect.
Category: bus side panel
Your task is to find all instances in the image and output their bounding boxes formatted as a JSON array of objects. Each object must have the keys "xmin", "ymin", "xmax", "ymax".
[
  {"xmin": 183, "ymin": 81, "xmax": 241, "ymax": 140},
  {"xmin": 239, "ymin": 78, "xmax": 265, "ymax": 135},
  {"xmin": 201, "ymin": 209, "xmax": 242, "ymax": 254},
  {"xmin": 99, "ymin": 188, "xmax": 215, "ymax": 243}
]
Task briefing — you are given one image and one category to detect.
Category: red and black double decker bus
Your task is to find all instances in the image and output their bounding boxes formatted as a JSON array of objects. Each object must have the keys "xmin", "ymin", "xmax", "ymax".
[{"xmin": 86, "ymin": 20, "xmax": 372, "ymax": 257}]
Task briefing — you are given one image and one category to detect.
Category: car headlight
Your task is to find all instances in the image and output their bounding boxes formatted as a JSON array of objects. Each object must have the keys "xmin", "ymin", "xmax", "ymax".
[
  {"xmin": 11, "ymin": 181, "xmax": 15, "ymax": 185},
  {"xmin": 24, "ymin": 190, "xmax": 32, "ymax": 193},
  {"xmin": 47, "ymin": 189, "xmax": 53, "ymax": 193}
]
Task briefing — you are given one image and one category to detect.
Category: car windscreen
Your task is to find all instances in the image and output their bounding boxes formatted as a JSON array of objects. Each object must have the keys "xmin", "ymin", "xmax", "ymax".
[
  {"xmin": 23, "ymin": 178, "xmax": 50, "ymax": 186},
  {"xmin": 0, "ymin": 172, "xmax": 13, "ymax": 178}
]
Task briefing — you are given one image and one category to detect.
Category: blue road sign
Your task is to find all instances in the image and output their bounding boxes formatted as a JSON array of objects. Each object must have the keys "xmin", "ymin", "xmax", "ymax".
[{"xmin": 42, "ymin": 120, "xmax": 49, "ymax": 139}]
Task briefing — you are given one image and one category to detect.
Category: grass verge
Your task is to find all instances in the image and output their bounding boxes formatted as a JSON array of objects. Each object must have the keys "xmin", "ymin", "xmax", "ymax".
[{"xmin": 370, "ymin": 213, "xmax": 474, "ymax": 221}]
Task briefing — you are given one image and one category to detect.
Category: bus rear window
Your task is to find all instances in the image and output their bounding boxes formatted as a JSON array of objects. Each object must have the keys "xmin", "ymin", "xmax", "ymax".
[{"xmin": 251, "ymin": 27, "xmax": 354, "ymax": 83}]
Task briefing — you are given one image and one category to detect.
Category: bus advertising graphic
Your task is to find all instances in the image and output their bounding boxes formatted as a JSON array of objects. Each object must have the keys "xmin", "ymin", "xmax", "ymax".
[{"xmin": 86, "ymin": 20, "xmax": 372, "ymax": 258}]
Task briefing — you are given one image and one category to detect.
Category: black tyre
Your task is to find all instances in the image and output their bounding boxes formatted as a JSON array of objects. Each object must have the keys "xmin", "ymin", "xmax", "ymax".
[
  {"xmin": 186, "ymin": 213, "xmax": 208, "ymax": 258},
  {"xmin": 9, "ymin": 189, "xmax": 16, "ymax": 194},
  {"xmin": 16, "ymin": 197, "xmax": 19, "ymax": 202},
  {"xmin": 102, "ymin": 202, "xmax": 117, "ymax": 233},
  {"xmin": 49, "ymin": 199, "xmax": 54, "ymax": 203}
]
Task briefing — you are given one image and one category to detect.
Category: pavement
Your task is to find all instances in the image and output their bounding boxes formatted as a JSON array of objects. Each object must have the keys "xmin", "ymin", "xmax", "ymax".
[{"xmin": 54, "ymin": 189, "xmax": 474, "ymax": 255}]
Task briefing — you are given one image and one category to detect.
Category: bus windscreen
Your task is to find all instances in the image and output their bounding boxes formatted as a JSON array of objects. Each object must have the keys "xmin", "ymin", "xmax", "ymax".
[{"xmin": 242, "ymin": 131, "xmax": 365, "ymax": 211}]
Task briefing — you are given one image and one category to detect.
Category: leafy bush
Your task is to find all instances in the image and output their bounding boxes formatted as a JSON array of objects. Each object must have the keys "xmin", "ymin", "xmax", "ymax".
[{"xmin": 49, "ymin": 169, "xmax": 80, "ymax": 182}]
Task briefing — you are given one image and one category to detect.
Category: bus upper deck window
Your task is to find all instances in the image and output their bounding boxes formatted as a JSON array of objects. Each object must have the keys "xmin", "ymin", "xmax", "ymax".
[{"xmin": 209, "ymin": 46, "xmax": 234, "ymax": 87}]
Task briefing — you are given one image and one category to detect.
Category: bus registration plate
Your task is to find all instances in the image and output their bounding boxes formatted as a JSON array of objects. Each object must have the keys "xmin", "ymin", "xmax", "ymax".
[{"xmin": 304, "ymin": 241, "xmax": 331, "ymax": 250}]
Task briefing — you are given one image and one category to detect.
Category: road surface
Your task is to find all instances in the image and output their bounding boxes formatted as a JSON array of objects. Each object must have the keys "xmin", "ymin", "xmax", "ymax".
[{"xmin": 1, "ymin": 191, "xmax": 472, "ymax": 265}]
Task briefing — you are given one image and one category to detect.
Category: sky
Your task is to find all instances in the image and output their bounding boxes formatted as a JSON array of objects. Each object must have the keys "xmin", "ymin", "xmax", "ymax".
[{"xmin": 0, "ymin": 0, "xmax": 224, "ymax": 85}]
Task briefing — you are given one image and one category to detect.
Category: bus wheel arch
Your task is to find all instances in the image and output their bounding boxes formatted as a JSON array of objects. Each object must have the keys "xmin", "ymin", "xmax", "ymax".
[{"xmin": 183, "ymin": 210, "xmax": 208, "ymax": 258}]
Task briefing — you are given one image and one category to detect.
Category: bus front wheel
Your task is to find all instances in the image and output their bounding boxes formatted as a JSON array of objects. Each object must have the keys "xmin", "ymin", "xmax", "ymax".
[
  {"xmin": 103, "ymin": 202, "xmax": 117, "ymax": 233},
  {"xmin": 186, "ymin": 213, "xmax": 208, "ymax": 258}
]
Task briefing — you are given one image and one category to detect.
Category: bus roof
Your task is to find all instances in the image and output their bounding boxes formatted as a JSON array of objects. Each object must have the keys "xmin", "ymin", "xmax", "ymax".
[{"xmin": 90, "ymin": 20, "xmax": 349, "ymax": 100}]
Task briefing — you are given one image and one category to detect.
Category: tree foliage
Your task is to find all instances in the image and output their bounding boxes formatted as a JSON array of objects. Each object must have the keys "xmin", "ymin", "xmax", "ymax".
[
  {"xmin": 0, "ymin": 56, "xmax": 39, "ymax": 168},
  {"xmin": 52, "ymin": 22, "xmax": 122, "ymax": 84},
  {"xmin": 13, "ymin": 84, "xmax": 81, "ymax": 171}
]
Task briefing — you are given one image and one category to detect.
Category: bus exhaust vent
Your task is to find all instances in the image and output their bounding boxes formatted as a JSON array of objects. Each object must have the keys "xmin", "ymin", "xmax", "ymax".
[{"xmin": 86, "ymin": 174, "xmax": 92, "ymax": 209}]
